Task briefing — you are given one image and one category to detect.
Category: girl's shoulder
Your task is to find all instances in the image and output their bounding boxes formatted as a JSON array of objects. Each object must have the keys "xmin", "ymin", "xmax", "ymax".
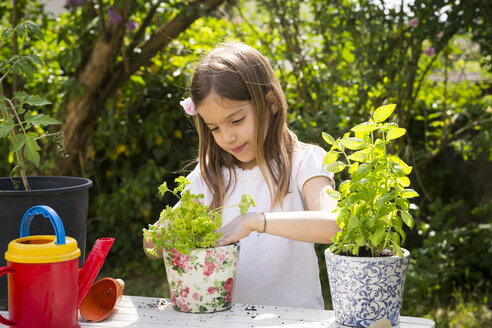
[
  {"xmin": 293, "ymin": 141, "xmax": 327, "ymax": 160},
  {"xmin": 291, "ymin": 141, "xmax": 333, "ymax": 188}
]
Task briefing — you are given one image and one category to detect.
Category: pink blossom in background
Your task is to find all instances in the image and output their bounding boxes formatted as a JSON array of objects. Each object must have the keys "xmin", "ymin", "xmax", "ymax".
[
  {"xmin": 126, "ymin": 19, "xmax": 139, "ymax": 31},
  {"xmin": 409, "ymin": 18, "xmax": 418, "ymax": 28},
  {"xmin": 193, "ymin": 293, "xmax": 200, "ymax": 301},
  {"xmin": 424, "ymin": 46, "xmax": 436, "ymax": 57},
  {"xmin": 208, "ymin": 287, "xmax": 215, "ymax": 294},
  {"xmin": 108, "ymin": 7, "xmax": 122, "ymax": 24},
  {"xmin": 438, "ymin": 31, "xmax": 444, "ymax": 38}
]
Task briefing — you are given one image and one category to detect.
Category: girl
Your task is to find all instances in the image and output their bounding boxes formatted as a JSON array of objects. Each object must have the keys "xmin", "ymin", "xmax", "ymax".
[{"xmin": 144, "ymin": 42, "xmax": 340, "ymax": 309}]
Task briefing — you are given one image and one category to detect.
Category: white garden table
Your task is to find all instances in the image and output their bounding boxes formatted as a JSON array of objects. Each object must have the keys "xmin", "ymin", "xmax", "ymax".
[{"xmin": 0, "ymin": 295, "xmax": 435, "ymax": 327}]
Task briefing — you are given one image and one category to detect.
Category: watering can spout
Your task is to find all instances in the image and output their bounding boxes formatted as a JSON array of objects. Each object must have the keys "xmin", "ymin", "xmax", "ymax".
[{"xmin": 78, "ymin": 238, "xmax": 115, "ymax": 307}]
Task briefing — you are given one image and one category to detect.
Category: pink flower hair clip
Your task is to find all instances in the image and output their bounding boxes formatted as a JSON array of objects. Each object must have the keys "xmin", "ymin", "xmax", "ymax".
[{"xmin": 180, "ymin": 97, "xmax": 197, "ymax": 116}]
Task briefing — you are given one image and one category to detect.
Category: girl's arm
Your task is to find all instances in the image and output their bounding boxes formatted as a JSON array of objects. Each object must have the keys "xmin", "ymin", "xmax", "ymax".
[
  {"xmin": 215, "ymin": 176, "xmax": 340, "ymax": 246},
  {"xmin": 143, "ymin": 236, "xmax": 162, "ymax": 259}
]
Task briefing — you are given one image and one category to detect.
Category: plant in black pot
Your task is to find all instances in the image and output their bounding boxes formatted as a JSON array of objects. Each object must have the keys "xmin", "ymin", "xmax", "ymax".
[
  {"xmin": 322, "ymin": 104, "xmax": 419, "ymax": 327},
  {"xmin": 0, "ymin": 21, "xmax": 92, "ymax": 307}
]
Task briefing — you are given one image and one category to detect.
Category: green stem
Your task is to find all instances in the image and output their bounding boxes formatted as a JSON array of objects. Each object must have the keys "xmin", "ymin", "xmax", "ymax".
[
  {"xmin": 3, "ymin": 96, "xmax": 30, "ymax": 190},
  {"xmin": 6, "ymin": 98, "xmax": 27, "ymax": 136},
  {"xmin": 35, "ymin": 132, "xmax": 61, "ymax": 140},
  {"xmin": 370, "ymin": 131, "xmax": 376, "ymax": 160},
  {"xmin": 381, "ymin": 129, "xmax": 391, "ymax": 252}
]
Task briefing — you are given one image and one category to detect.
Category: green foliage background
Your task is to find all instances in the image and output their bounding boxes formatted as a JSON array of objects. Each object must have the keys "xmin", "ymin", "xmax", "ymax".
[{"xmin": 1, "ymin": 1, "xmax": 491, "ymax": 326}]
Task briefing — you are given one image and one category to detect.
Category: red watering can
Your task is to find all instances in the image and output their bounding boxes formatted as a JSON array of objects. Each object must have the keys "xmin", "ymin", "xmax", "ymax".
[{"xmin": 0, "ymin": 205, "xmax": 114, "ymax": 328}]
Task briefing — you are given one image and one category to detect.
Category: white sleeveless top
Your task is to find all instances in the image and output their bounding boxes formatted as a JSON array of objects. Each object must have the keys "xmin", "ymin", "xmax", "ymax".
[{"xmin": 186, "ymin": 143, "xmax": 333, "ymax": 309}]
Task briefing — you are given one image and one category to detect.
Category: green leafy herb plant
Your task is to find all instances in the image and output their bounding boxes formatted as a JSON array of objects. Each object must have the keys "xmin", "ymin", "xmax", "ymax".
[
  {"xmin": 143, "ymin": 176, "xmax": 255, "ymax": 256},
  {"xmin": 323, "ymin": 104, "xmax": 419, "ymax": 257},
  {"xmin": 0, "ymin": 21, "xmax": 65, "ymax": 190}
]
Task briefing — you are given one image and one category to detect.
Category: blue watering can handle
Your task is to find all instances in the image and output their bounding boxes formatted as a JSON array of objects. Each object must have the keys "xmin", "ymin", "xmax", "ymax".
[{"xmin": 20, "ymin": 205, "xmax": 66, "ymax": 245}]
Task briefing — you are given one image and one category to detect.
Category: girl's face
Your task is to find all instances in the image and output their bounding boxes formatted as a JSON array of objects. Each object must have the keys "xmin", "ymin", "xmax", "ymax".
[{"xmin": 197, "ymin": 92, "xmax": 257, "ymax": 170}]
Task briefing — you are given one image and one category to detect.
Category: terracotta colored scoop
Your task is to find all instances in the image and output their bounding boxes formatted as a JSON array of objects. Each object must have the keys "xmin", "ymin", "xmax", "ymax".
[{"xmin": 79, "ymin": 277, "xmax": 125, "ymax": 323}]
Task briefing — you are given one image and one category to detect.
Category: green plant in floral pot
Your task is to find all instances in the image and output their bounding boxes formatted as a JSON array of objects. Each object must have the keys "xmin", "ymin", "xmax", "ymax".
[
  {"xmin": 143, "ymin": 176, "xmax": 255, "ymax": 313},
  {"xmin": 322, "ymin": 104, "xmax": 419, "ymax": 327}
]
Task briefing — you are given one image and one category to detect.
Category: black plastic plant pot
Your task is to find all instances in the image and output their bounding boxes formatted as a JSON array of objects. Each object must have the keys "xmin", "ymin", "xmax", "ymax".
[{"xmin": 0, "ymin": 176, "xmax": 92, "ymax": 308}]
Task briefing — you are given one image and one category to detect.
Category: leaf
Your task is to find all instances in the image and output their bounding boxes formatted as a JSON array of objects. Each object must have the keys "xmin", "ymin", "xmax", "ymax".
[
  {"xmin": 28, "ymin": 54, "xmax": 44, "ymax": 66},
  {"xmin": 16, "ymin": 24, "xmax": 26, "ymax": 38},
  {"xmin": 324, "ymin": 151, "xmax": 339, "ymax": 165},
  {"xmin": 1, "ymin": 27, "xmax": 13, "ymax": 41},
  {"xmin": 354, "ymin": 163, "xmax": 371, "ymax": 179},
  {"xmin": 339, "ymin": 137, "xmax": 365, "ymax": 150},
  {"xmin": 397, "ymin": 176, "xmax": 410, "ymax": 187},
  {"xmin": 392, "ymin": 236, "xmax": 404, "ymax": 257},
  {"xmin": 29, "ymin": 115, "xmax": 61, "ymax": 126},
  {"xmin": 325, "ymin": 161, "xmax": 346, "ymax": 173},
  {"xmin": 12, "ymin": 135, "xmax": 25, "ymax": 152},
  {"xmin": 18, "ymin": 62, "xmax": 34, "ymax": 78},
  {"xmin": 0, "ymin": 121, "xmax": 14, "ymax": 138},
  {"xmin": 322, "ymin": 132, "xmax": 336, "ymax": 146},
  {"xmin": 25, "ymin": 20, "xmax": 45, "ymax": 41},
  {"xmin": 400, "ymin": 210, "xmax": 414, "ymax": 229},
  {"xmin": 339, "ymin": 180, "xmax": 351, "ymax": 194},
  {"xmin": 349, "ymin": 216, "xmax": 358, "ymax": 227},
  {"xmin": 23, "ymin": 134, "xmax": 41, "ymax": 166},
  {"xmin": 377, "ymin": 191, "xmax": 397, "ymax": 207},
  {"xmin": 386, "ymin": 127, "xmax": 406, "ymax": 141},
  {"xmin": 326, "ymin": 189, "xmax": 341, "ymax": 200},
  {"xmin": 348, "ymin": 149, "xmax": 369, "ymax": 162},
  {"xmin": 370, "ymin": 229, "xmax": 386, "ymax": 247},
  {"xmin": 396, "ymin": 198, "xmax": 409, "ymax": 211},
  {"xmin": 348, "ymin": 161, "xmax": 359, "ymax": 175},
  {"xmin": 373, "ymin": 104, "xmax": 396, "ymax": 123},
  {"xmin": 14, "ymin": 92, "xmax": 51, "ymax": 106},
  {"xmin": 401, "ymin": 189, "xmax": 419, "ymax": 198},
  {"xmin": 351, "ymin": 122, "xmax": 378, "ymax": 133}
]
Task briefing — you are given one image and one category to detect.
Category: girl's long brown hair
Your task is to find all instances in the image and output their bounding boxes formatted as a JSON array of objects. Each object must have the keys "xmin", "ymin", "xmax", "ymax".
[{"xmin": 190, "ymin": 42, "xmax": 296, "ymax": 210}]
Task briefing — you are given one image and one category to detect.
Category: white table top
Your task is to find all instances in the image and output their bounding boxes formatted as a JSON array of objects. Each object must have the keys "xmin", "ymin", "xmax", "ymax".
[{"xmin": 1, "ymin": 295, "xmax": 435, "ymax": 328}]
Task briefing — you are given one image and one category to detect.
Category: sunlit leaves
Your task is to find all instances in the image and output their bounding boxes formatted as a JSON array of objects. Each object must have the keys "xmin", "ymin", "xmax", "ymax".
[
  {"xmin": 322, "ymin": 132, "xmax": 336, "ymax": 146},
  {"xmin": 351, "ymin": 122, "xmax": 378, "ymax": 133},
  {"xmin": 386, "ymin": 127, "xmax": 406, "ymax": 141},
  {"xmin": 326, "ymin": 161, "xmax": 346, "ymax": 173},
  {"xmin": 339, "ymin": 137, "xmax": 365, "ymax": 150},
  {"xmin": 400, "ymin": 210, "xmax": 414, "ymax": 229},
  {"xmin": 326, "ymin": 105, "xmax": 419, "ymax": 257},
  {"xmin": 401, "ymin": 189, "xmax": 419, "ymax": 198},
  {"xmin": 324, "ymin": 151, "xmax": 339, "ymax": 165},
  {"xmin": 373, "ymin": 104, "xmax": 396, "ymax": 123},
  {"xmin": 143, "ymin": 177, "xmax": 255, "ymax": 255}
]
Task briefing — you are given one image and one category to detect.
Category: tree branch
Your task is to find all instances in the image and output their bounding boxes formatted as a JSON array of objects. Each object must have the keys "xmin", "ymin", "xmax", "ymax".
[{"xmin": 96, "ymin": 0, "xmax": 229, "ymax": 109}]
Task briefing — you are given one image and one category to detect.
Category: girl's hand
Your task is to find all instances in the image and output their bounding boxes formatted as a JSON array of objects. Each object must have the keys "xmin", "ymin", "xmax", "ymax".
[{"xmin": 215, "ymin": 212, "xmax": 264, "ymax": 246}]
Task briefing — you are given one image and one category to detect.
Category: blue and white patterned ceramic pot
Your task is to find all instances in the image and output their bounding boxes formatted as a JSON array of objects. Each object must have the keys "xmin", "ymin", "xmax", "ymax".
[{"xmin": 325, "ymin": 248, "xmax": 410, "ymax": 327}]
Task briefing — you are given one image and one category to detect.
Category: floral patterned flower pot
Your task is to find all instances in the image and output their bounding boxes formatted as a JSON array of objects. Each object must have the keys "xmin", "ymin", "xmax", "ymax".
[
  {"xmin": 325, "ymin": 248, "xmax": 410, "ymax": 327},
  {"xmin": 162, "ymin": 242, "xmax": 240, "ymax": 313}
]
